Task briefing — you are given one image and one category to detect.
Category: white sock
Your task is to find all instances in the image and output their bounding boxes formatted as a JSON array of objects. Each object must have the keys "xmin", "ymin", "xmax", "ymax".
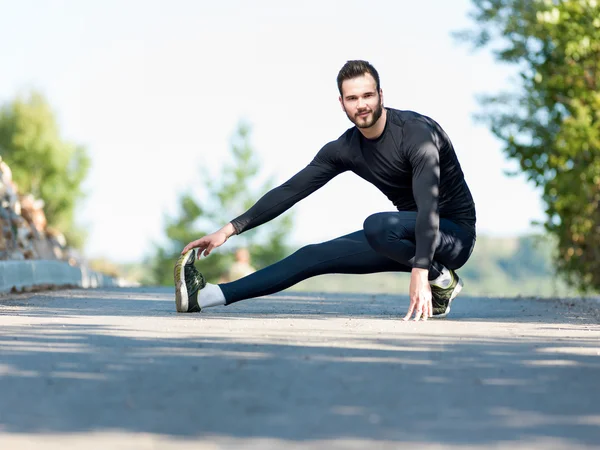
[
  {"xmin": 198, "ymin": 283, "xmax": 226, "ymax": 308},
  {"xmin": 430, "ymin": 266, "xmax": 452, "ymax": 288}
]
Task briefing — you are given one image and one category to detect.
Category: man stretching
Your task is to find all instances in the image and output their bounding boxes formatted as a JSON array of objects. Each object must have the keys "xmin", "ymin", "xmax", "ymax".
[{"xmin": 174, "ymin": 60, "xmax": 476, "ymax": 321}]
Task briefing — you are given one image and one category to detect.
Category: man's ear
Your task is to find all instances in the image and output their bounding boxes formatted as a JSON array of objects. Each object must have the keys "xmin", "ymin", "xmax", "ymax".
[
  {"xmin": 339, "ymin": 96, "xmax": 345, "ymax": 111},
  {"xmin": 379, "ymin": 89, "xmax": 384, "ymax": 106}
]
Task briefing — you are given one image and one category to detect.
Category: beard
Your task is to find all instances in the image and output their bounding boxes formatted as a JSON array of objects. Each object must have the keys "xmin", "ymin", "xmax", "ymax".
[{"xmin": 345, "ymin": 101, "xmax": 384, "ymax": 129}]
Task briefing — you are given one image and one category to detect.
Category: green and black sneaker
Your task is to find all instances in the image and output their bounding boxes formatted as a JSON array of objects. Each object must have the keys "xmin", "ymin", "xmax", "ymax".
[
  {"xmin": 430, "ymin": 269, "xmax": 463, "ymax": 318},
  {"xmin": 174, "ymin": 249, "xmax": 206, "ymax": 313}
]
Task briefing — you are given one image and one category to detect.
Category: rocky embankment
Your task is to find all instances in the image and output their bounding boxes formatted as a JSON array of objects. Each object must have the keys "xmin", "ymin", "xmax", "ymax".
[
  {"xmin": 0, "ymin": 157, "xmax": 118, "ymax": 293},
  {"xmin": 0, "ymin": 157, "xmax": 74, "ymax": 262}
]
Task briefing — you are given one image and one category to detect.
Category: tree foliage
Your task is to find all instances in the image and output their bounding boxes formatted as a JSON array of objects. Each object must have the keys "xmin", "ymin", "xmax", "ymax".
[
  {"xmin": 146, "ymin": 122, "xmax": 294, "ymax": 285},
  {"xmin": 0, "ymin": 91, "xmax": 91, "ymax": 248},
  {"xmin": 457, "ymin": 0, "xmax": 600, "ymax": 291}
]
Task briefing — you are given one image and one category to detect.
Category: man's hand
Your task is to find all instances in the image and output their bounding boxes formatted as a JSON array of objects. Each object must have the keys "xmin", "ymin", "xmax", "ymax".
[
  {"xmin": 403, "ymin": 268, "xmax": 432, "ymax": 321},
  {"xmin": 181, "ymin": 223, "xmax": 236, "ymax": 258}
]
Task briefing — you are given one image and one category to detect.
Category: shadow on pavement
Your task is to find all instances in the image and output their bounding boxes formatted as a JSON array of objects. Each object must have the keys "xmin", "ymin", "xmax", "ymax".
[{"xmin": 0, "ymin": 288, "xmax": 599, "ymax": 447}]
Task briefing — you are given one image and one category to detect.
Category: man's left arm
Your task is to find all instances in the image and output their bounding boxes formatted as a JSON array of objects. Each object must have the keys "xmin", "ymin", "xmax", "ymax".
[
  {"xmin": 408, "ymin": 127, "xmax": 440, "ymax": 270},
  {"xmin": 403, "ymin": 122, "xmax": 441, "ymax": 321}
]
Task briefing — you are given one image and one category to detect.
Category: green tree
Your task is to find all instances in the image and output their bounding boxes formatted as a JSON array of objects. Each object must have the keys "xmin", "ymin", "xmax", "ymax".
[
  {"xmin": 146, "ymin": 122, "xmax": 294, "ymax": 285},
  {"xmin": 0, "ymin": 91, "xmax": 91, "ymax": 248},
  {"xmin": 456, "ymin": 0, "xmax": 600, "ymax": 291}
]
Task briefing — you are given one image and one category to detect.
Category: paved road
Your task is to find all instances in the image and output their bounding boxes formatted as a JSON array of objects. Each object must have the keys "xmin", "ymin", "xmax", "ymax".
[{"xmin": 0, "ymin": 287, "xmax": 599, "ymax": 449}]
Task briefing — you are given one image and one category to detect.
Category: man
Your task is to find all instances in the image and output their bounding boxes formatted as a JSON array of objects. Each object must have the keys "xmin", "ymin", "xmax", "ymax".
[{"xmin": 175, "ymin": 60, "xmax": 476, "ymax": 321}]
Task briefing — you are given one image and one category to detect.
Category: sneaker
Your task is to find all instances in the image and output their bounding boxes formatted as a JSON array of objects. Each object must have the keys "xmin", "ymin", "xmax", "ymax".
[
  {"xmin": 174, "ymin": 249, "xmax": 206, "ymax": 313},
  {"xmin": 430, "ymin": 269, "xmax": 463, "ymax": 318}
]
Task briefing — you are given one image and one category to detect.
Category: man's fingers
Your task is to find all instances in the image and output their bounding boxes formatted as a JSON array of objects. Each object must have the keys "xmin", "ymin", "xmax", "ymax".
[
  {"xmin": 182, "ymin": 240, "xmax": 206, "ymax": 255},
  {"xmin": 404, "ymin": 299, "xmax": 431, "ymax": 322},
  {"xmin": 413, "ymin": 305, "xmax": 424, "ymax": 321},
  {"xmin": 182, "ymin": 241, "xmax": 197, "ymax": 254},
  {"xmin": 203, "ymin": 243, "xmax": 215, "ymax": 257},
  {"xmin": 403, "ymin": 302, "xmax": 415, "ymax": 321},
  {"xmin": 421, "ymin": 301, "xmax": 430, "ymax": 321}
]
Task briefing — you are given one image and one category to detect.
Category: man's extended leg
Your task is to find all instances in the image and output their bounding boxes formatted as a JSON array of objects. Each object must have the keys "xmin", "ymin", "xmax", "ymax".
[
  {"xmin": 174, "ymin": 229, "xmax": 409, "ymax": 312},
  {"xmin": 220, "ymin": 230, "xmax": 411, "ymax": 304}
]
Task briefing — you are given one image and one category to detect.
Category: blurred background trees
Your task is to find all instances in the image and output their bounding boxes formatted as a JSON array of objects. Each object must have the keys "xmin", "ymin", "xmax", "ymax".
[
  {"xmin": 457, "ymin": 0, "xmax": 600, "ymax": 292},
  {"xmin": 4, "ymin": 0, "xmax": 600, "ymax": 297},
  {"xmin": 0, "ymin": 91, "xmax": 91, "ymax": 249},
  {"xmin": 145, "ymin": 122, "xmax": 294, "ymax": 285}
]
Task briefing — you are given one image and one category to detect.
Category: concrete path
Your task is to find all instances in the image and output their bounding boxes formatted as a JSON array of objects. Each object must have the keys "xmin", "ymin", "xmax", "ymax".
[{"xmin": 0, "ymin": 288, "xmax": 599, "ymax": 449}]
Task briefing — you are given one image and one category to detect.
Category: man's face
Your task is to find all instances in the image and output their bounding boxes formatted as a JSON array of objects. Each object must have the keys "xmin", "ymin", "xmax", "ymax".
[{"xmin": 339, "ymin": 74, "xmax": 383, "ymax": 129}]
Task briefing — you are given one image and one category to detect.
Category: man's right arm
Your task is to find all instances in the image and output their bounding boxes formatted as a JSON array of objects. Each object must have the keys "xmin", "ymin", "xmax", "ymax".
[
  {"xmin": 181, "ymin": 140, "xmax": 347, "ymax": 257},
  {"xmin": 230, "ymin": 141, "xmax": 346, "ymax": 234}
]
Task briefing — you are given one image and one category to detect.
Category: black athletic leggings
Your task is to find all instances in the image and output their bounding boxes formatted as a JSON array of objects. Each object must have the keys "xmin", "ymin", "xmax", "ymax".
[{"xmin": 220, "ymin": 211, "xmax": 476, "ymax": 304}]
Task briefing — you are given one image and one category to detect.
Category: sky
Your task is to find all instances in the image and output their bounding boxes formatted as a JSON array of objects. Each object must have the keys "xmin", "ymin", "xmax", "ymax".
[{"xmin": 0, "ymin": 0, "xmax": 546, "ymax": 263}]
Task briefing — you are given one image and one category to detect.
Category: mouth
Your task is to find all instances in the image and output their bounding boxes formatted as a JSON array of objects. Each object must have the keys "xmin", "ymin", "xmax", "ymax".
[{"xmin": 356, "ymin": 111, "xmax": 371, "ymax": 118}]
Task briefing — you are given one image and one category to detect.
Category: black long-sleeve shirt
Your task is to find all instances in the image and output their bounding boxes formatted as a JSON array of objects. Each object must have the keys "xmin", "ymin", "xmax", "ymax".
[{"xmin": 230, "ymin": 108, "xmax": 476, "ymax": 269}]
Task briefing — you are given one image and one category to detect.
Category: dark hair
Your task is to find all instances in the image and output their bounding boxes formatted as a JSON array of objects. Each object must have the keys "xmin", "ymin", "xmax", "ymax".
[{"xmin": 336, "ymin": 60, "xmax": 381, "ymax": 95}]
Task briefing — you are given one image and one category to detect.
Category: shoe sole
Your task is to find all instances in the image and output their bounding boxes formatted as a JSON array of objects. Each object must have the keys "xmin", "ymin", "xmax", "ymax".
[
  {"xmin": 433, "ymin": 277, "xmax": 463, "ymax": 319},
  {"xmin": 174, "ymin": 249, "xmax": 195, "ymax": 313}
]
